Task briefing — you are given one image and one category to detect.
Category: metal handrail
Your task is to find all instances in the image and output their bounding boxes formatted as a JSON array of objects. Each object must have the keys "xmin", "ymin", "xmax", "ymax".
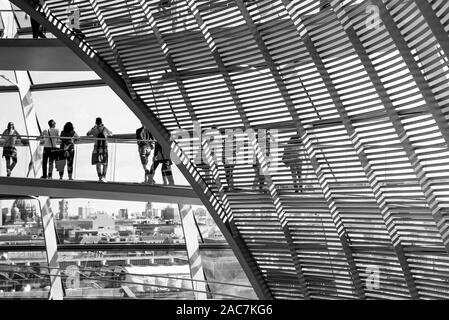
[
  {"xmin": 0, "ymin": 133, "xmax": 155, "ymax": 144},
  {"xmin": 0, "ymin": 264, "xmax": 254, "ymax": 289},
  {"xmin": 2, "ymin": 133, "xmax": 444, "ymax": 149},
  {"xmin": 0, "ymin": 265, "xmax": 254, "ymax": 299}
]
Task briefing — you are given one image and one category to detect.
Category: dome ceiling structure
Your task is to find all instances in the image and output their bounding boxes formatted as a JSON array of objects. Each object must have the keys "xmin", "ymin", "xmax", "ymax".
[{"xmin": 12, "ymin": 0, "xmax": 449, "ymax": 299}]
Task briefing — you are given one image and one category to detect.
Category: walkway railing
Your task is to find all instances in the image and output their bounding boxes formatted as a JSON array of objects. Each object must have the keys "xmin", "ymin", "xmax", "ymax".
[
  {"xmin": 0, "ymin": 133, "xmax": 186, "ymax": 185},
  {"xmin": 0, "ymin": 264, "xmax": 255, "ymax": 300}
]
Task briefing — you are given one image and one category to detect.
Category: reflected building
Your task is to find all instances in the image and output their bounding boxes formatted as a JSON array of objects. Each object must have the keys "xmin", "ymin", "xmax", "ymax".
[
  {"xmin": 118, "ymin": 209, "xmax": 128, "ymax": 220},
  {"xmin": 58, "ymin": 200, "xmax": 69, "ymax": 220},
  {"xmin": 10, "ymin": 200, "xmax": 37, "ymax": 224},
  {"xmin": 78, "ymin": 206, "xmax": 88, "ymax": 220},
  {"xmin": 1, "ymin": 208, "xmax": 8, "ymax": 226},
  {"xmin": 144, "ymin": 202, "xmax": 152, "ymax": 219},
  {"xmin": 152, "ymin": 208, "xmax": 161, "ymax": 219},
  {"xmin": 161, "ymin": 207, "xmax": 175, "ymax": 221}
]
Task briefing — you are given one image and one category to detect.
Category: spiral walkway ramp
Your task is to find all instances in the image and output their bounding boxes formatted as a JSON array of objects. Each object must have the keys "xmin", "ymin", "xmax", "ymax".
[
  {"xmin": 11, "ymin": 0, "xmax": 449, "ymax": 299},
  {"xmin": 0, "ymin": 177, "xmax": 202, "ymax": 204}
]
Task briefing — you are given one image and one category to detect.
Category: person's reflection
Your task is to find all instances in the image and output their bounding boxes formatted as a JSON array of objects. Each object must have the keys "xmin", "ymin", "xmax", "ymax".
[
  {"xmin": 320, "ymin": 0, "xmax": 331, "ymax": 11},
  {"xmin": 282, "ymin": 135, "xmax": 305, "ymax": 193},
  {"xmin": 159, "ymin": 0, "xmax": 172, "ymax": 15}
]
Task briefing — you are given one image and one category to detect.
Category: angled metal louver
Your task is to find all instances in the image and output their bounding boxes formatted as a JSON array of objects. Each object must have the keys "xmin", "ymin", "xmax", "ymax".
[{"xmin": 12, "ymin": 0, "xmax": 449, "ymax": 299}]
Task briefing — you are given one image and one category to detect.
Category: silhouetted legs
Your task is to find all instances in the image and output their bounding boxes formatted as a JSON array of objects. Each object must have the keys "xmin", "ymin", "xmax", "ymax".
[
  {"xmin": 289, "ymin": 164, "xmax": 303, "ymax": 193},
  {"xmin": 42, "ymin": 147, "xmax": 56, "ymax": 178},
  {"xmin": 139, "ymin": 146, "xmax": 153, "ymax": 184},
  {"xmin": 5, "ymin": 157, "xmax": 17, "ymax": 176},
  {"xmin": 31, "ymin": 18, "xmax": 46, "ymax": 39},
  {"xmin": 150, "ymin": 160, "xmax": 174, "ymax": 185},
  {"xmin": 96, "ymin": 164, "xmax": 108, "ymax": 181}
]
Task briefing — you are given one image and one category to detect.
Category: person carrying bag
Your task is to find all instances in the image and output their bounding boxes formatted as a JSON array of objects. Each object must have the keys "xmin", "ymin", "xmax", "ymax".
[
  {"xmin": 57, "ymin": 122, "xmax": 79, "ymax": 180},
  {"xmin": 87, "ymin": 117, "xmax": 112, "ymax": 182},
  {"xmin": 1, "ymin": 122, "xmax": 22, "ymax": 177},
  {"xmin": 40, "ymin": 119, "xmax": 59, "ymax": 179}
]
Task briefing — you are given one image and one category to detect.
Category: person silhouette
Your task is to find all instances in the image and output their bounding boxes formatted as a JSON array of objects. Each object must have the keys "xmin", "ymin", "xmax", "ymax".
[
  {"xmin": 136, "ymin": 123, "xmax": 155, "ymax": 184},
  {"xmin": 1, "ymin": 122, "xmax": 22, "ymax": 177},
  {"xmin": 87, "ymin": 117, "xmax": 112, "ymax": 182},
  {"xmin": 40, "ymin": 119, "xmax": 59, "ymax": 179},
  {"xmin": 282, "ymin": 134, "xmax": 305, "ymax": 193},
  {"xmin": 30, "ymin": 0, "xmax": 47, "ymax": 39}
]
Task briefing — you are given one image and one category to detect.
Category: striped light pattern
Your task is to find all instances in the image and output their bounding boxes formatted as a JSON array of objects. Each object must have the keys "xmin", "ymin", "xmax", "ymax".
[{"xmin": 16, "ymin": 0, "xmax": 449, "ymax": 299}]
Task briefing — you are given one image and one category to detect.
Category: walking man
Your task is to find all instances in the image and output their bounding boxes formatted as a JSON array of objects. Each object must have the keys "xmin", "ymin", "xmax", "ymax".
[
  {"xmin": 1, "ymin": 122, "xmax": 22, "ymax": 177},
  {"xmin": 150, "ymin": 141, "xmax": 174, "ymax": 185},
  {"xmin": 136, "ymin": 123, "xmax": 155, "ymax": 184},
  {"xmin": 87, "ymin": 117, "xmax": 112, "ymax": 182},
  {"xmin": 40, "ymin": 119, "xmax": 59, "ymax": 179}
]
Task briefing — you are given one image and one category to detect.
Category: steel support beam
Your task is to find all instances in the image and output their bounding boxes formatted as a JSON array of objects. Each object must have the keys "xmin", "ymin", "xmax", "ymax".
[
  {"xmin": 187, "ymin": 0, "xmax": 311, "ymax": 299},
  {"xmin": 279, "ymin": 0, "xmax": 370, "ymax": 300},
  {"xmin": 13, "ymin": 71, "xmax": 42, "ymax": 178},
  {"xmin": 371, "ymin": 0, "xmax": 449, "ymax": 148},
  {"xmin": 87, "ymin": 0, "xmax": 136, "ymax": 99},
  {"xmin": 31, "ymin": 79, "xmax": 106, "ymax": 91},
  {"xmin": 237, "ymin": 0, "xmax": 370, "ymax": 298},
  {"xmin": 371, "ymin": 0, "xmax": 449, "ymax": 251},
  {"xmin": 291, "ymin": 1, "xmax": 419, "ymax": 299},
  {"xmin": 330, "ymin": 0, "xmax": 449, "ymax": 296},
  {"xmin": 178, "ymin": 204, "xmax": 208, "ymax": 300},
  {"xmin": 0, "ymin": 177, "xmax": 203, "ymax": 204},
  {"xmin": 37, "ymin": 196, "xmax": 64, "ymax": 300},
  {"xmin": 413, "ymin": 0, "xmax": 449, "ymax": 61},
  {"xmin": 0, "ymin": 39, "xmax": 91, "ymax": 71}
]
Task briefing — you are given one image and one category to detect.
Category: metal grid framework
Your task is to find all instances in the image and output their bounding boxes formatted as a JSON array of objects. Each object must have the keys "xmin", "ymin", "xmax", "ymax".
[{"xmin": 11, "ymin": 0, "xmax": 449, "ymax": 299}]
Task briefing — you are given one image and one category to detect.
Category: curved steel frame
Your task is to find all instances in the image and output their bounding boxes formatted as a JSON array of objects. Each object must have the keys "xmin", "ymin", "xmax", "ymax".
[{"xmin": 10, "ymin": 0, "xmax": 271, "ymax": 300}]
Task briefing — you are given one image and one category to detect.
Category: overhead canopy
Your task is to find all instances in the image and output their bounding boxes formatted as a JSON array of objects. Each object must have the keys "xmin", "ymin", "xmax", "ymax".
[
  {"xmin": 0, "ymin": 177, "xmax": 202, "ymax": 205},
  {"xmin": 0, "ymin": 39, "xmax": 90, "ymax": 71}
]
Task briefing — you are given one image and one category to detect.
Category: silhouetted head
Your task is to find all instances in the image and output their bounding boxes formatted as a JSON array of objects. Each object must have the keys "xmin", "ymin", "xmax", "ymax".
[
  {"xmin": 63, "ymin": 122, "xmax": 74, "ymax": 133},
  {"xmin": 95, "ymin": 117, "xmax": 102, "ymax": 126},
  {"xmin": 7, "ymin": 122, "xmax": 14, "ymax": 130},
  {"xmin": 48, "ymin": 119, "xmax": 56, "ymax": 128}
]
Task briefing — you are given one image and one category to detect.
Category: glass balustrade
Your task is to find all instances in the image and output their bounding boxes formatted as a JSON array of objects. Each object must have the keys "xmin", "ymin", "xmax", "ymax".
[
  {"xmin": 0, "ymin": 251, "xmax": 50, "ymax": 299},
  {"xmin": 0, "ymin": 134, "xmax": 188, "ymax": 186},
  {"xmin": 58, "ymin": 250, "xmax": 195, "ymax": 299},
  {"xmin": 0, "ymin": 196, "xmax": 229, "ymax": 245},
  {"xmin": 0, "ymin": 248, "xmax": 256, "ymax": 299}
]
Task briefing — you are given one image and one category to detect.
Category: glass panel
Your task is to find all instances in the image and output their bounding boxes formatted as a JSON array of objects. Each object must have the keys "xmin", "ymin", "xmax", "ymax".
[
  {"xmin": 48, "ymin": 199, "xmax": 185, "ymax": 245},
  {"xmin": 58, "ymin": 250, "xmax": 194, "ymax": 299},
  {"xmin": 192, "ymin": 205, "xmax": 226, "ymax": 243},
  {"xmin": 0, "ymin": 251, "xmax": 50, "ymax": 299},
  {"xmin": 1, "ymin": 137, "xmax": 190, "ymax": 185},
  {"xmin": 201, "ymin": 249, "xmax": 256, "ymax": 300},
  {"xmin": 0, "ymin": 199, "xmax": 45, "ymax": 246}
]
